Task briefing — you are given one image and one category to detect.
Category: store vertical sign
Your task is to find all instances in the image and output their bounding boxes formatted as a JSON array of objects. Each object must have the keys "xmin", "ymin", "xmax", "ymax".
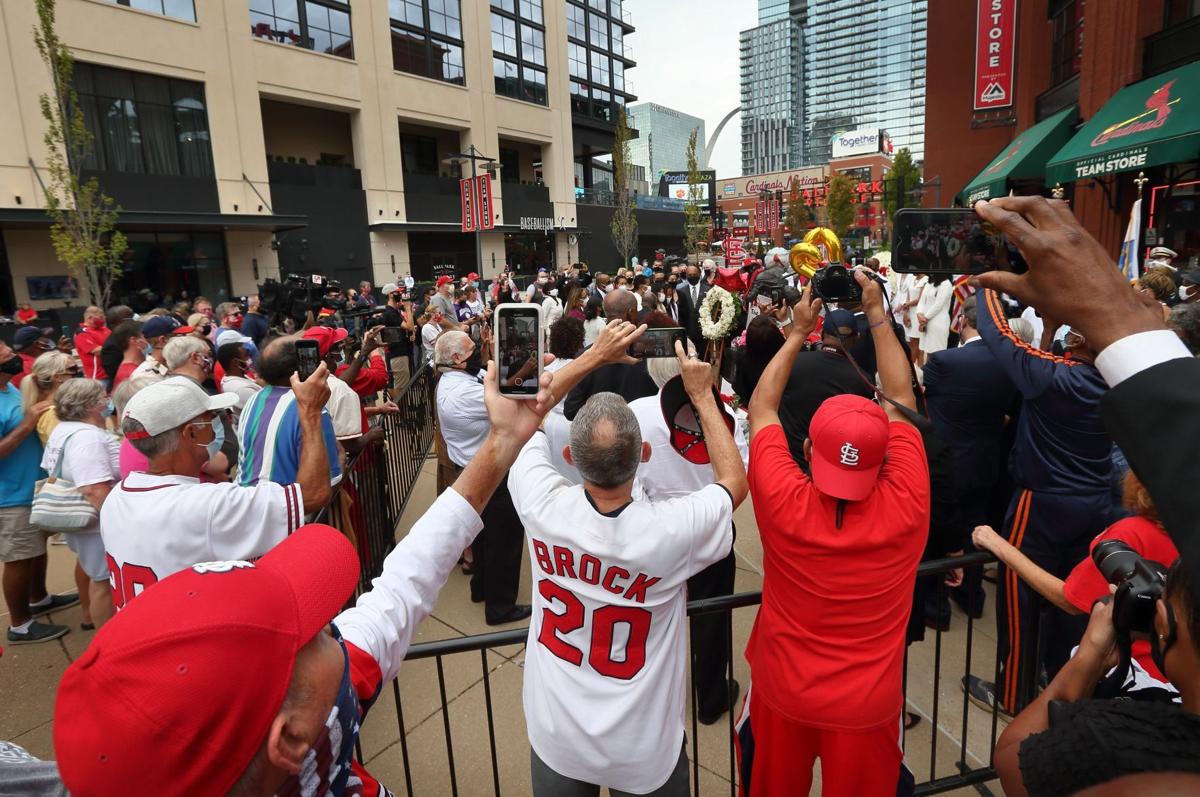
[
  {"xmin": 460, "ymin": 177, "xmax": 477, "ymax": 233},
  {"xmin": 476, "ymin": 174, "xmax": 495, "ymax": 230},
  {"xmin": 973, "ymin": 0, "xmax": 1017, "ymax": 111}
]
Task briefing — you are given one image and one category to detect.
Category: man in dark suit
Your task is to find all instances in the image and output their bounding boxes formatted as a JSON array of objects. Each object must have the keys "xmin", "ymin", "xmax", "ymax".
[
  {"xmin": 589, "ymin": 272, "xmax": 610, "ymax": 304},
  {"xmin": 563, "ymin": 289, "xmax": 656, "ymax": 420},
  {"xmin": 922, "ymin": 295, "xmax": 1017, "ymax": 624},
  {"xmin": 677, "ymin": 262, "xmax": 712, "ymax": 355}
]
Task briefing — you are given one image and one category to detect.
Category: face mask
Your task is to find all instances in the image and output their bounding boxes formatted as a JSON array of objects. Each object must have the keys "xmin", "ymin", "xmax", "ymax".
[
  {"xmin": 1150, "ymin": 600, "xmax": 1178, "ymax": 679},
  {"xmin": 276, "ymin": 623, "xmax": 362, "ymax": 797},
  {"xmin": 194, "ymin": 416, "xmax": 224, "ymax": 459},
  {"xmin": 143, "ymin": 343, "xmax": 154, "ymax": 357},
  {"xmin": 687, "ymin": 274, "xmax": 701, "ymax": 285},
  {"xmin": 1180, "ymin": 285, "xmax": 1195, "ymax": 302},
  {"xmin": 102, "ymin": 399, "xmax": 115, "ymax": 418},
  {"xmin": 0, "ymin": 356, "xmax": 24, "ymax": 376},
  {"xmin": 236, "ymin": 358, "xmax": 253, "ymax": 372},
  {"xmin": 200, "ymin": 324, "xmax": 212, "ymax": 336},
  {"xmin": 89, "ymin": 317, "xmax": 106, "ymax": 330},
  {"xmin": 463, "ymin": 348, "xmax": 483, "ymax": 377},
  {"xmin": 538, "ymin": 277, "xmax": 549, "ymax": 285}
]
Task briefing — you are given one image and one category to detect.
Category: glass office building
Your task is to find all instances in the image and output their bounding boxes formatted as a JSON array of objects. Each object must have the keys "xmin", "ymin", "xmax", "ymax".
[
  {"xmin": 740, "ymin": 17, "xmax": 803, "ymax": 174},
  {"xmin": 799, "ymin": 0, "xmax": 927, "ymax": 164},
  {"xmin": 626, "ymin": 102, "xmax": 705, "ymax": 178}
]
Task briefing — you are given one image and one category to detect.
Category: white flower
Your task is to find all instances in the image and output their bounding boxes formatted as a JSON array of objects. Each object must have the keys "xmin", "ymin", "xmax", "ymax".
[{"xmin": 699, "ymin": 287, "xmax": 738, "ymax": 340}]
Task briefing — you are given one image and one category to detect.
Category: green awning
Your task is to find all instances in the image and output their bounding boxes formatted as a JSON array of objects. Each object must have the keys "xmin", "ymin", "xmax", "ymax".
[
  {"xmin": 1046, "ymin": 59, "xmax": 1200, "ymax": 185},
  {"xmin": 961, "ymin": 106, "xmax": 1079, "ymax": 204}
]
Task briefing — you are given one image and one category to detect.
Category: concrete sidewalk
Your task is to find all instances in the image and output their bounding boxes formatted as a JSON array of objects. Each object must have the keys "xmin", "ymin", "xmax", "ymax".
[{"xmin": 1, "ymin": 458, "xmax": 1005, "ymax": 795}]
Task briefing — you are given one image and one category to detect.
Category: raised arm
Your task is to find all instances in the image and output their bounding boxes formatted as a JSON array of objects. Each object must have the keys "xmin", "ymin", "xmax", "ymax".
[
  {"xmin": 857, "ymin": 271, "xmax": 916, "ymax": 422},
  {"xmin": 748, "ymin": 284, "xmax": 821, "ymax": 437},
  {"xmin": 675, "ymin": 340, "xmax": 748, "ymax": 507},
  {"xmin": 974, "ymin": 288, "xmax": 1061, "ymax": 398},
  {"xmin": 0, "ymin": 401, "xmax": 47, "ymax": 459},
  {"xmin": 289, "ymin": 363, "xmax": 333, "ymax": 513}
]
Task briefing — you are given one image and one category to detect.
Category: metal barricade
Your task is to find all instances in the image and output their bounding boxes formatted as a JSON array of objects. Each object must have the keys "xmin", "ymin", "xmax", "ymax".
[{"xmin": 370, "ymin": 552, "xmax": 1008, "ymax": 796}]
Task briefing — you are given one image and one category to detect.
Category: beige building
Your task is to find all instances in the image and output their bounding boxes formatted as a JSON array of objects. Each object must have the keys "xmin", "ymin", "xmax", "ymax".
[{"xmin": 0, "ymin": 0, "xmax": 636, "ymax": 317}]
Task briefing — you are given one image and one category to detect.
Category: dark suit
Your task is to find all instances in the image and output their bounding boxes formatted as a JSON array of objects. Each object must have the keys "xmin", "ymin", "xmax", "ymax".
[
  {"xmin": 563, "ymin": 361, "xmax": 658, "ymax": 421},
  {"xmin": 923, "ymin": 337, "xmax": 1018, "ymax": 617},
  {"xmin": 677, "ymin": 280, "xmax": 711, "ymax": 354},
  {"xmin": 1101, "ymin": 356, "xmax": 1200, "ymax": 598}
]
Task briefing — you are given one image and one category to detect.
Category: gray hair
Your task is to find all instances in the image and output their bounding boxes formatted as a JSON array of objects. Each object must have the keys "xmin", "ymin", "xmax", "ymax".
[
  {"xmin": 1170, "ymin": 302, "xmax": 1200, "ymax": 355},
  {"xmin": 112, "ymin": 373, "xmax": 163, "ymax": 420},
  {"xmin": 53, "ymin": 378, "xmax": 106, "ymax": 422},
  {"xmin": 121, "ymin": 417, "xmax": 181, "ymax": 459},
  {"xmin": 645, "ymin": 339, "xmax": 696, "ymax": 389},
  {"xmin": 960, "ymin": 295, "xmax": 978, "ymax": 330},
  {"xmin": 433, "ymin": 330, "xmax": 472, "ymax": 367},
  {"xmin": 164, "ymin": 336, "xmax": 209, "ymax": 370},
  {"xmin": 569, "ymin": 392, "xmax": 642, "ymax": 489},
  {"xmin": 1008, "ymin": 317, "xmax": 1036, "ymax": 346}
]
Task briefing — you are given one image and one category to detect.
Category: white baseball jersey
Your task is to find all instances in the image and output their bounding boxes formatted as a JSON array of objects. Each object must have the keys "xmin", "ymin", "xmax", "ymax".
[
  {"xmin": 509, "ymin": 433, "xmax": 734, "ymax": 794},
  {"xmin": 99, "ymin": 473, "xmax": 302, "ymax": 610}
]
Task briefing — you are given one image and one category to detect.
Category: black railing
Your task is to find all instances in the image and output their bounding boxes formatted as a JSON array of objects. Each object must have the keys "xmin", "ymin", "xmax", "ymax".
[
  {"xmin": 314, "ymin": 363, "xmax": 435, "ymax": 592},
  {"xmin": 369, "ymin": 551, "xmax": 1009, "ymax": 796}
]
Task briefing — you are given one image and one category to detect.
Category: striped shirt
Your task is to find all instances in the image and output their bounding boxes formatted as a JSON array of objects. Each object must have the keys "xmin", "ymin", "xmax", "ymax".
[{"xmin": 236, "ymin": 386, "xmax": 342, "ymax": 488}]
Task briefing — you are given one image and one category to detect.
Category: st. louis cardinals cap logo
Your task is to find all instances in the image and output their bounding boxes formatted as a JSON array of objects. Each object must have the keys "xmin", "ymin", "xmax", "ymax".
[
  {"xmin": 191, "ymin": 560, "xmax": 255, "ymax": 575},
  {"xmin": 839, "ymin": 442, "xmax": 860, "ymax": 467}
]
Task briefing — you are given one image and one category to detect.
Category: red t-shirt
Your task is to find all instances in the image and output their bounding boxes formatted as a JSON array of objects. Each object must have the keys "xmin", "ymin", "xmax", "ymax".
[
  {"xmin": 16, "ymin": 308, "xmax": 38, "ymax": 324},
  {"xmin": 746, "ymin": 422, "xmax": 930, "ymax": 731},
  {"xmin": 12, "ymin": 352, "xmax": 36, "ymax": 388},
  {"xmin": 1063, "ymin": 515, "xmax": 1178, "ymax": 681},
  {"xmin": 74, "ymin": 327, "xmax": 110, "ymax": 380},
  {"xmin": 112, "ymin": 361, "xmax": 139, "ymax": 391}
]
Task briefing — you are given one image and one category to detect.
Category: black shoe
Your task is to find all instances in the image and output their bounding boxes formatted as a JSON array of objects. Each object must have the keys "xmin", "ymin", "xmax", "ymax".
[
  {"xmin": 7, "ymin": 620, "xmax": 69, "ymax": 645},
  {"xmin": 30, "ymin": 592, "xmax": 80, "ymax": 617},
  {"xmin": 961, "ymin": 675, "xmax": 1013, "ymax": 719},
  {"xmin": 699, "ymin": 679, "xmax": 741, "ymax": 725},
  {"xmin": 486, "ymin": 604, "xmax": 532, "ymax": 625}
]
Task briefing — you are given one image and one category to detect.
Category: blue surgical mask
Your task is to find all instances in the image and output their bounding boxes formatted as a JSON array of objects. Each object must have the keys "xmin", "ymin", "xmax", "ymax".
[
  {"xmin": 194, "ymin": 416, "xmax": 224, "ymax": 458},
  {"xmin": 143, "ymin": 343, "xmax": 154, "ymax": 357},
  {"xmin": 102, "ymin": 399, "xmax": 115, "ymax": 418}
]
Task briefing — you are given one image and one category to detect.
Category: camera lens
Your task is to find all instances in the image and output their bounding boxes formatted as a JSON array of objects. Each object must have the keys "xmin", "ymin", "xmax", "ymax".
[{"xmin": 1092, "ymin": 540, "xmax": 1141, "ymax": 585}]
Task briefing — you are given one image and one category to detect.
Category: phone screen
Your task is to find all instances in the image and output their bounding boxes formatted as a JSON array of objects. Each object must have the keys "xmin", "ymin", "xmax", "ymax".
[
  {"xmin": 381, "ymin": 327, "xmax": 404, "ymax": 345},
  {"xmin": 496, "ymin": 305, "xmax": 541, "ymax": 397},
  {"xmin": 295, "ymin": 339, "xmax": 321, "ymax": 381},
  {"xmin": 892, "ymin": 208, "xmax": 1028, "ymax": 275},
  {"xmin": 629, "ymin": 327, "xmax": 687, "ymax": 359}
]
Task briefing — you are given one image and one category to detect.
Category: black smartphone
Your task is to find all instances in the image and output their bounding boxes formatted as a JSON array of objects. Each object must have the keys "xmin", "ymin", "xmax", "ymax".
[
  {"xmin": 295, "ymin": 339, "xmax": 322, "ymax": 380},
  {"xmin": 494, "ymin": 304, "xmax": 543, "ymax": 399},
  {"xmin": 892, "ymin": 208, "xmax": 1028, "ymax": 275},
  {"xmin": 61, "ymin": 325, "xmax": 72, "ymax": 340},
  {"xmin": 381, "ymin": 327, "xmax": 405, "ymax": 345},
  {"xmin": 628, "ymin": 327, "xmax": 687, "ymax": 359}
]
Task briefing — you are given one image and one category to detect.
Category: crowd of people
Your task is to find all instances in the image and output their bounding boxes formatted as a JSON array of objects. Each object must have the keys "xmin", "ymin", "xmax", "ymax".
[{"xmin": 2, "ymin": 198, "xmax": 1200, "ymax": 796}]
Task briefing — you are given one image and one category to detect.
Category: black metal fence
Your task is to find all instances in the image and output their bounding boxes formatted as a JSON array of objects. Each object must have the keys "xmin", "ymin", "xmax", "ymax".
[
  {"xmin": 314, "ymin": 363, "xmax": 436, "ymax": 593},
  {"xmin": 372, "ymin": 553, "xmax": 1008, "ymax": 797}
]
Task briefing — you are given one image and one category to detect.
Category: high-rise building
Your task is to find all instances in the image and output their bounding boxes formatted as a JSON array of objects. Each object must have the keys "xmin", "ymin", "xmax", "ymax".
[
  {"xmin": 739, "ymin": 16, "xmax": 803, "ymax": 175},
  {"xmin": 626, "ymin": 102, "xmax": 705, "ymax": 179},
  {"xmin": 799, "ymin": 0, "xmax": 927, "ymax": 166}
]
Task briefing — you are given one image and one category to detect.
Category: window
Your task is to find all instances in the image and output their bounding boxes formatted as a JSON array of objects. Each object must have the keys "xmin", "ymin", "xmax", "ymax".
[
  {"xmin": 491, "ymin": 2, "xmax": 548, "ymax": 105},
  {"xmin": 588, "ymin": 11, "xmax": 608, "ymax": 49},
  {"xmin": 73, "ymin": 63, "xmax": 214, "ymax": 178},
  {"xmin": 400, "ymin": 134, "xmax": 439, "ymax": 175},
  {"xmin": 590, "ymin": 50, "xmax": 609, "ymax": 86},
  {"xmin": 499, "ymin": 147, "xmax": 520, "ymax": 183},
  {"xmin": 568, "ymin": 42, "xmax": 587, "ymax": 79},
  {"xmin": 566, "ymin": 2, "xmax": 586, "ymax": 39},
  {"xmin": 104, "ymin": 0, "xmax": 196, "ymax": 22},
  {"xmin": 115, "ymin": 232, "xmax": 229, "ymax": 308},
  {"xmin": 588, "ymin": 0, "xmax": 606, "ymax": 11},
  {"xmin": 390, "ymin": 0, "xmax": 464, "ymax": 84},
  {"xmin": 1049, "ymin": 0, "xmax": 1083, "ymax": 86},
  {"xmin": 250, "ymin": 0, "xmax": 353, "ymax": 59},
  {"xmin": 612, "ymin": 59, "xmax": 624, "ymax": 91}
]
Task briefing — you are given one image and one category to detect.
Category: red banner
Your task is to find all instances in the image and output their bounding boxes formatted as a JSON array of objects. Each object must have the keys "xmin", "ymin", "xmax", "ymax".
[
  {"xmin": 476, "ymin": 174, "xmax": 494, "ymax": 230},
  {"xmin": 460, "ymin": 178, "xmax": 477, "ymax": 233},
  {"xmin": 754, "ymin": 201, "xmax": 766, "ymax": 234},
  {"xmin": 769, "ymin": 199, "xmax": 780, "ymax": 231},
  {"xmin": 973, "ymin": 0, "xmax": 1017, "ymax": 111}
]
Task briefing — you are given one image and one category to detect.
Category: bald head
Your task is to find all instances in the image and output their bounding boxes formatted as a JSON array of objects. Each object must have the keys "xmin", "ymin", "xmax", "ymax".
[
  {"xmin": 603, "ymin": 289, "xmax": 638, "ymax": 322},
  {"xmin": 258, "ymin": 335, "xmax": 301, "ymax": 386}
]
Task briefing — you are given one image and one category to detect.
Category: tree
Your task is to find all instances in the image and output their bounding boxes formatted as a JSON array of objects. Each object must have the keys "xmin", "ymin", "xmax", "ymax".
[
  {"xmin": 34, "ymin": 0, "xmax": 126, "ymax": 308},
  {"xmin": 682, "ymin": 129, "xmax": 711, "ymax": 261},
  {"xmin": 883, "ymin": 147, "xmax": 921, "ymax": 221},
  {"xmin": 784, "ymin": 180, "xmax": 809, "ymax": 242},
  {"xmin": 609, "ymin": 108, "xmax": 638, "ymax": 269},
  {"xmin": 825, "ymin": 173, "xmax": 856, "ymax": 237}
]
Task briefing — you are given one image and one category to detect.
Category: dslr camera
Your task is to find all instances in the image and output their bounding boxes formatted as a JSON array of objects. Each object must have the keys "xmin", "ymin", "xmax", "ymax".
[
  {"xmin": 810, "ymin": 264, "xmax": 862, "ymax": 304},
  {"xmin": 1092, "ymin": 540, "xmax": 1168, "ymax": 636}
]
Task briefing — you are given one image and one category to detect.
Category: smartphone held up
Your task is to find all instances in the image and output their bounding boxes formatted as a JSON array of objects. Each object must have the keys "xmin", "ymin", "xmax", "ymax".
[
  {"xmin": 295, "ymin": 339, "xmax": 322, "ymax": 381},
  {"xmin": 494, "ymin": 303, "xmax": 543, "ymax": 399},
  {"xmin": 891, "ymin": 208, "xmax": 1028, "ymax": 275}
]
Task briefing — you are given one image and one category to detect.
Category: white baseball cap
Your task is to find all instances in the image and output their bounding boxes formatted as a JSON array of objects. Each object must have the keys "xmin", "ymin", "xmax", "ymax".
[
  {"xmin": 123, "ymin": 377, "xmax": 237, "ymax": 437},
  {"xmin": 381, "ymin": 282, "xmax": 399, "ymax": 295},
  {"xmin": 215, "ymin": 329, "xmax": 252, "ymax": 348}
]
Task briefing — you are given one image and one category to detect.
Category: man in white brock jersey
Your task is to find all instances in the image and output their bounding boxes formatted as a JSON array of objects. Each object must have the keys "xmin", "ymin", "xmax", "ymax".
[
  {"xmin": 54, "ymin": 352, "xmax": 567, "ymax": 797},
  {"xmin": 98, "ymin": 365, "xmax": 333, "ymax": 610},
  {"xmin": 510, "ymin": 338, "xmax": 749, "ymax": 796}
]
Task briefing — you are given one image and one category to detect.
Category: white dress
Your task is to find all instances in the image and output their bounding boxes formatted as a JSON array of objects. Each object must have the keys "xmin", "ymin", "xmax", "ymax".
[
  {"xmin": 903, "ymin": 275, "xmax": 928, "ymax": 341},
  {"xmin": 917, "ymin": 279, "xmax": 955, "ymax": 354}
]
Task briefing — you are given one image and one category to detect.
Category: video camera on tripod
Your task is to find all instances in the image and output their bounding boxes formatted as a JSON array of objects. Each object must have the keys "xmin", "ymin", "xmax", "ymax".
[{"xmin": 257, "ymin": 274, "xmax": 345, "ymax": 324}]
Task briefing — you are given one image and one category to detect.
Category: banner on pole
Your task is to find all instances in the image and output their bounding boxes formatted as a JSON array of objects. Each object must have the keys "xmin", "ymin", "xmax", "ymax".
[
  {"xmin": 460, "ymin": 178, "xmax": 477, "ymax": 233},
  {"xmin": 973, "ymin": 0, "xmax": 1017, "ymax": 111},
  {"xmin": 476, "ymin": 174, "xmax": 495, "ymax": 230}
]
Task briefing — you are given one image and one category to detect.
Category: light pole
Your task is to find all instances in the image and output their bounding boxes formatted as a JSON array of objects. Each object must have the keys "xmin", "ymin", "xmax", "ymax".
[{"xmin": 444, "ymin": 144, "xmax": 501, "ymax": 279}]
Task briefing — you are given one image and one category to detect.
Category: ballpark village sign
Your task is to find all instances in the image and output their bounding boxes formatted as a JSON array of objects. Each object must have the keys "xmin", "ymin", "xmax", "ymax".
[{"xmin": 719, "ymin": 166, "xmax": 829, "ymax": 200}]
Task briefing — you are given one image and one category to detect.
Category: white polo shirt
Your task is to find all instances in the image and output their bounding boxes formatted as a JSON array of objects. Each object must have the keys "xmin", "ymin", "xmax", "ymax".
[
  {"xmin": 435, "ymin": 369, "xmax": 488, "ymax": 468},
  {"xmin": 99, "ymin": 473, "xmax": 302, "ymax": 610},
  {"xmin": 509, "ymin": 432, "xmax": 734, "ymax": 794},
  {"xmin": 326, "ymin": 375, "xmax": 363, "ymax": 440}
]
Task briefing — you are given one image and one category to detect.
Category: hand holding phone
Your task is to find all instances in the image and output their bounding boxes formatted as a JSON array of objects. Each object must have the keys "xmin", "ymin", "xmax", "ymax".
[
  {"xmin": 892, "ymin": 208, "xmax": 1027, "ymax": 275},
  {"xmin": 627, "ymin": 327, "xmax": 687, "ymax": 359},
  {"xmin": 294, "ymin": 338, "xmax": 322, "ymax": 381},
  {"xmin": 494, "ymin": 304, "xmax": 544, "ymax": 399}
]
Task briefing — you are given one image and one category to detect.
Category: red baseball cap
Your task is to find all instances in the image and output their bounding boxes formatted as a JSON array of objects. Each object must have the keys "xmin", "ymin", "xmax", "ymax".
[
  {"xmin": 436, "ymin": 275, "xmax": 453, "ymax": 287},
  {"xmin": 302, "ymin": 325, "xmax": 349, "ymax": 356},
  {"xmin": 807, "ymin": 394, "xmax": 889, "ymax": 501},
  {"xmin": 171, "ymin": 325, "xmax": 195, "ymax": 335},
  {"xmin": 466, "ymin": 272, "xmax": 480, "ymax": 281},
  {"xmin": 54, "ymin": 525, "xmax": 360, "ymax": 797}
]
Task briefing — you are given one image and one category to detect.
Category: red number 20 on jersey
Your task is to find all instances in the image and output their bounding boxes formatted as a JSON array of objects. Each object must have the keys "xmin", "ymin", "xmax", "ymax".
[{"xmin": 536, "ymin": 579, "xmax": 652, "ymax": 680}]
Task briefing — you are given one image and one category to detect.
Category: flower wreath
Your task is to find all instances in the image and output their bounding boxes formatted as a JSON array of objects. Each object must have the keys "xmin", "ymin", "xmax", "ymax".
[{"xmin": 699, "ymin": 286, "xmax": 738, "ymax": 340}]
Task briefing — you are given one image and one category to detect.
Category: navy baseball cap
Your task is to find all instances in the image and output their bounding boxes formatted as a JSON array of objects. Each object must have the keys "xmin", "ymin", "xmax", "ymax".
[
  {"xmin": 659, "ymin": 375, "xmax": 735, "ymax": 465},
  {"xmin": 823, "ymin": 309, "xmax": 858, "ymax": 338},
  {"xmin": 142, "ymin": 316, "xmax": 180, "ymax": 339},
  {"xmin": 13, "ymin": 325, "xmax": 52, "ymax": 351}
]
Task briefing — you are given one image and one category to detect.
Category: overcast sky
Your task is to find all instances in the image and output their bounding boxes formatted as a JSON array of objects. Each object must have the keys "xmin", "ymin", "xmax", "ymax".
[{"xmin": 623, "ymin": 0, "xmax": 758, "ymax": 179}]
